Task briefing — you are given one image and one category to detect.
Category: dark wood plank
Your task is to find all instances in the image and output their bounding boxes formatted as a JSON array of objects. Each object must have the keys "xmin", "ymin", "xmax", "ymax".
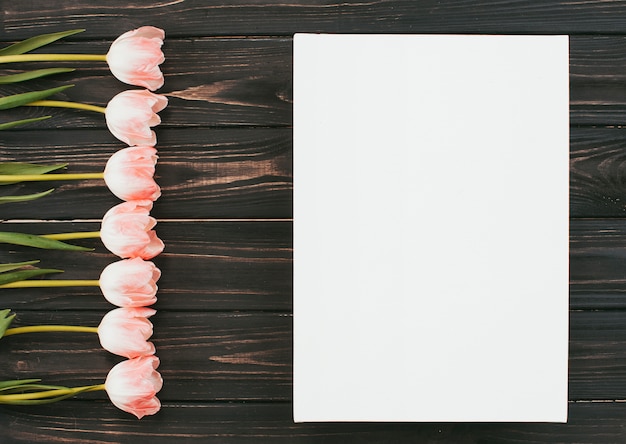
[
  {"xmin": 571, "ymin": 36, "xmax": 626, "ymax": 126},
  {"xmin": 570, "ymin": 311, "xmax": 626, "ymax": 400},
  {"xmin": 1, "ymin": 36, "xmax": 626, "ymax": 129},
  {"xmin": 570, "ymin": 128, "xmax": 626, "ymax": 218},
  {"xmin": 0, "ymin": 221, "xmax": 292, "ymax": 311},
  {"xmin": 2, "ymin": 36, "xmax": 626, "ymax": 129},
  {"xmin": 0, "ymin": 311, "xmax": 292, "ymax": 402},
  {"xmin": 571, "ymin": 37, "xmax": 626, "ymax": 83},
  {"xmin": 1, "ymin": 309, "xmax": 626, "ymax": 402},
  {"xmin": 5, "ymin": 0, "xmax": 626, "ymax": 38},
  {"xmin": 6, "ymin": 126, "xmax": 626, "ymax": 220},
  {"xmin": 570, "ymin": 218, "xmax": 626, "ymax": 309},
  {"xmin": 1, "ymin": 401, "xmax": 625, "ymax": 444},
  {"xmin": 0, "ymin": 128, "xmax": 292, "ymax": 219},
  {"xmin": 4, "ymin": 216, "xmax": 626, "ymax": 312},
  {"xmin": 0, "ymin": 38, "xmax": 293, "ymax": 129}
]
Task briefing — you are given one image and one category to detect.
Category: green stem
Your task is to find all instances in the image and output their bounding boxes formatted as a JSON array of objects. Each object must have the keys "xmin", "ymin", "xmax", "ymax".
[
  {"xmin": 0, "ymin": 383, "xmax": 105, "ymax": 402},
  {"xmin": 3, "ymin": 325, "xmax": 99, "ymax": 336},
  {"xmin": 42, "ymin": 232, "xmax": 101, "ymax": 241},
  {"xmin": 0, "ymin": 279, "xmax": 100, "ymax": 288},
  {"xmin": 25, "ymin": 100, "xmax": 106, "ymax": 114},
  {"xmin": 0, "ymin": 54, "xmax": 107, "ymax": 64},
  {"xmin": 0, "ymin": 173, "xmax": 104, "ymax": 182}
]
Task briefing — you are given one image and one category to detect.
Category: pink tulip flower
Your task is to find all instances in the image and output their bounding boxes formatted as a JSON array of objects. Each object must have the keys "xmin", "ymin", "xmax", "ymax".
[
  {"xmin": 99, "ymin": 258, "xmax": 161, "ymax": 307},
  {"xmin": 104, "ymin": 146, "xmax": 161, "ymax": 202},
  {"xmin": 105, "ymin": 89, "xmax": 168, "ymax": 147},
  {"xmin": 100, "ymin": 200, "xmax": 164, "ymax": 260},
  {"xmin": 98, "ymin": 307, "xmax": 156, "ymax": 358},
  {"xmin": 105, "ymin": 355, "xmax": 163, "ymax": 419},
  {"xmin": 106, "ymin": 26, "xmax": 165, "ymax": 91}
]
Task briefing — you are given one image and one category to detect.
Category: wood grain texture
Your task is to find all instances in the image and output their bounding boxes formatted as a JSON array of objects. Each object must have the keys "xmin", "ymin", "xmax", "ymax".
[
  {"xmin": 570, "ymin": 219, "xmax": 626, "ymax": 310},
  {"xmin": 5, "ymin": 126, "xmax": 626, "ymax": 220},
  {"xmin": 5, "ymin": 0, "xmax": 626, "ymax": 38},
  {"xmin": 1, "ymin": 37, "xmax": 626, "ymax": 128},
  {"xmin": 0, "ymin": 128, "xmax": 292, "ymax": 219},
  {"xmin": 2, "ymin": 216, "xmax": 626, "ymax": 313},
  {"xmin": 571, "ymin": 36, "xmax": 626, "ymax": 126},
  {"xmin": 0, "ymin": 221, "xmax": 292, "ymax": 311},
  {"xmin": 5, "ymin": 217, "xmax": 626, "ymax": 312},
  {"xmin": 0, "ymin": 401, "xmax": 623, "ymax": 444},
  {"xmin": 571, "ymin": 128, "xmax": 626, "ymax": 218},
  {"xmin": 0, "ymin": 311, "xmax": 292, "ymax": 402},
  {"xmin": 0, "ymin": 38, "xmax": 293, "ymax": 129},
  {"xmin": 1, "ymin": 309, "xmax": 626, "ymax": 402}
]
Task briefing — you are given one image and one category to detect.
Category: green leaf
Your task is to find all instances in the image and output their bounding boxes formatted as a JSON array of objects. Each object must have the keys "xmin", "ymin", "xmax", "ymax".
[
  {"xmin": 0, "ymin": 163, "xmax": 66, "ymax": 175},
  {"xmin": 0, "ymin": 162, "xmax": 67, "ymax": 175},
  {"xmin": 0, "ymin": 379, "xmax": 41, "ymax": 390},
  {"xmin": 0, "ymin": 29, "xmax": 85, "ymax": 56},
  {"xmin": 0, "ymin": 162, "xmax": 66, "ymax": 184},
  {"xmin": 0, "ymin": 260, "xmax": 39, "ymax": 273},
  {"xmin": 0, "ymin": 189, "xmax": 53, "ymax": 204},
  {"xmin": 0, "ymin": 116, "xmax": 51, "ymax": 130},
  {"xmin": 0, "ymin": 309, "xmax": 15, "ymax": 339},
  {"xmin": 0, "ymin": 84, "xmax": 74, "ymax": 110},
  {"xmin": 0, "ymin": 189, "xmax": 54, "ymax": 204},
  {"xmin": 0, "ymin": 231, "xmax": 91, "ymax": 251},
  {"xmin": 0, "ymin": 268, "xmax": 63, "ymax": 286},
  {"xmin": 0, "ymin": 68, "xmax": 75, "ymax": 84}
]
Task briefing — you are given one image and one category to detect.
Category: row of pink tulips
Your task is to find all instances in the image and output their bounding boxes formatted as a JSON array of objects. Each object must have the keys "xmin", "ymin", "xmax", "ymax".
[
  {"xmin": 2, "ymin": 307, "xmax": 161, "ymax": 418},
  {"xmin": 93, "ymin": 25, "xmax": 165, "ymax": 418},
  {"xmin": 90, "ymin": 25, "xmax": 165, "ymax": 418},
  {"xmin": 0, "ymin": 26, "xmax": 168, "ymax": 418}
]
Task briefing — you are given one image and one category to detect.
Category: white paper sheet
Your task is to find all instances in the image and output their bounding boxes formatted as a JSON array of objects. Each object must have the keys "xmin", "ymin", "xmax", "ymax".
[{"xmin": 293, "ymin": 34, "xmax": 569, "ymax": 423}]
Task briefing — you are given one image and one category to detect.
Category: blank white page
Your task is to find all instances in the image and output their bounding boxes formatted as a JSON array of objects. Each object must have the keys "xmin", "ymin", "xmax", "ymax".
[{"xmin": 293, "ymin": 34, "xmax": 569, "ymax": 423}]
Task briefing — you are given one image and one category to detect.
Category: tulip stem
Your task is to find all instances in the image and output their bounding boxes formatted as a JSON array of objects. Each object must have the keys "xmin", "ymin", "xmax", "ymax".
[
  {"xmin": 25, "ymin": 100, "xmax": 106, "ymax": 114},
  {"xmin": 0, "ymin": 54, "xmax": 107, "ymax": 64},
  {"xmin": 0, "ymin": 384, "xmax": 105, "ymax": 403},
  {"xmin": 42, "ymin": 232, "xmax": 101, "ymax": 241},
  {"xmin": 0, "ymin": 173, "xmax": 104, "ymax": 182},
  {"xmin": 3, "ymin": 325, "xmax": 99, "ymax": 336},
  {"xmin": 0, "ymin": 280, "xmax": 100, "ymax": 289}
]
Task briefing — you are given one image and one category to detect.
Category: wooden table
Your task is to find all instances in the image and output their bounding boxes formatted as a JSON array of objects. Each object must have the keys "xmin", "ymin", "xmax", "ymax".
[{"xmin": 0, "ymin": 2, "xmax": 625, "ymax": 443}]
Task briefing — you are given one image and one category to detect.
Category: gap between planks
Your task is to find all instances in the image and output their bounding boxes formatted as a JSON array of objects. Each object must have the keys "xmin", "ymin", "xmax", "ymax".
[{"xmin": 1, "ymin": 218, "xmax": 294, "ymax": 223}]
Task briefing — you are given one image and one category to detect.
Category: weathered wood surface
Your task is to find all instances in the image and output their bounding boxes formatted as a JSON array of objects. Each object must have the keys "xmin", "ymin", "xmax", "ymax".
[
  {"xmin": 1, "ymin": 309, "xmax": 626, "ymax": 402},
  {"xmin": 1, "ymin": 1, "xmax": 626, "ymax": 443},
  {"xmin": 1, "ymin": 402, "xmax": 624, "ymax": 444},
  {"xmin": 0, "ymin": 221, "xmax": 293, "ymax": 311},
  {"xmin": 0, "ymin": 219, "xmax": 624, "ymax": 312},
  {"xmin": 5, "ymin": 0, "xmax": 626, "ymax": 37},
  {"xmin": 1, "ymin": 37, "xmax": 626, "ymax": 128},
  {"xmin": 5, "ymin": 127, "xmax": 626, "ymax": 219},
  {"xmin": 0, "ymin": 128, "xmax": 293, "ymax": 219}
]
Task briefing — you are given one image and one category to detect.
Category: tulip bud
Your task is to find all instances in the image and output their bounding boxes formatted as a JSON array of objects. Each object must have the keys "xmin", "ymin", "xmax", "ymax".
[
  {"xmin": 105, "ymin": 355, "xmax": 163, "ymax": 419},
  {"xmin": 104, "ymin": 146, "xmax": 161, "ymax": 202},
  {"xmin": 106, "ymin": 26, "xmax": 165, "ymax": 91},
  {"xmin": 99, "ymin": 258, "xmax": 161, "ymax": 307},
  {"xmin": 100, "ymin": 200, "xmax": 164, "ymax": 260},
  {"xmin": 98, "ymin": 307, "xmax": 156, "ymax": 358},
  {"xmin": 105, "ymin": 90, "xmax": 168, "ymax": 147}
]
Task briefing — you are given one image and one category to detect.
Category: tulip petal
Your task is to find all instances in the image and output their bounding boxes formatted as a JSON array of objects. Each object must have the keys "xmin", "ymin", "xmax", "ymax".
[
  {"xmin": 106, "ymin": 26, "xmax": 165, "ymax": 91},
  {"xmin": 105, "ymin": 90, "xmax": 167, "ymax": 146},
  {"xmin": 104, "ymin": 146, "xmax": 160, "ymax": 202},
  {"xmin": 100, "ymin": 201, "xmax": 164, "ymax": 260},
  {"xmin": 99, "ymin": 258, "xmax": 160, "ymax": 307},
  {"xmin": 105, "ymin": 355, "xmax": 162, "ymax": 418}
]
